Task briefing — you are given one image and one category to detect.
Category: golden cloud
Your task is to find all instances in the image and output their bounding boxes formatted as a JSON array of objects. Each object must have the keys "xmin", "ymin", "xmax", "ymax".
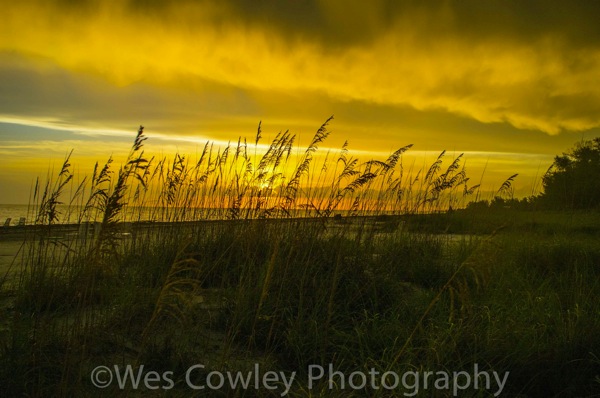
[{"xmin": 2, "ymin": 1, "xmax": 599, "ymax": 137}]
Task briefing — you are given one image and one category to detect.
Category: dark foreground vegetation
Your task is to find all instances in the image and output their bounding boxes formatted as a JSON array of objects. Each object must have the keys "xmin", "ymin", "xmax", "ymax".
[{"xmin": 0, "ymin": 121, "xmax": 599, "ymax": 397}]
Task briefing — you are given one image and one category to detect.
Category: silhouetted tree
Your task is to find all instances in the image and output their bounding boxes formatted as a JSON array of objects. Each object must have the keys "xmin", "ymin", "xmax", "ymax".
[
  {"xmin": 465, "ymin": 199, "xmax": 489, "ymax": 211},
  {"xmin": 540, "ymin": 138, "xmax": 600, "ymax": 209}
]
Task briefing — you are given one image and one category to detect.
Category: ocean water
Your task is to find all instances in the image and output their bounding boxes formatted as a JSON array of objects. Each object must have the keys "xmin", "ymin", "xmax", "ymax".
[
  {"xmin": 0, "ymin": 204, "xmax": 389, "ymax": 226},
  {"xmin": 0, "ymin": 204, "xmax": 157, "ymax": 225},
  {"xmin": 0, "ymin": 204, "xmax": 285, "ymax": 225},
  {"xmin": 0, "ymin": 204, "xmax": 206, "ymax": 225},
  {"xmin": 0, "ymin": 204, "xmax": 32, "ymax": 226}
]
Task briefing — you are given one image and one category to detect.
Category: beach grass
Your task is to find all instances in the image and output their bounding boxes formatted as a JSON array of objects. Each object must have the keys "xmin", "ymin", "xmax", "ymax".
[{"xmin": 0, "ymin": 121, "xmax": 599, "ymax": 396}]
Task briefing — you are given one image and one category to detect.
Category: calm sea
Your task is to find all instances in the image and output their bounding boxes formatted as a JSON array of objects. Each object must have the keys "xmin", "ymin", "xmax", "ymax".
[
  {"xmin": 0, "ymin": 204, "xmax": 370, "ymax": 226},
  {"xmin": 0, "ymin": 204, "xmax": 34, "ymax": 226},
  {"xmin": 0, "ymin": 204, "xmax": 158, "ymax": 225}
]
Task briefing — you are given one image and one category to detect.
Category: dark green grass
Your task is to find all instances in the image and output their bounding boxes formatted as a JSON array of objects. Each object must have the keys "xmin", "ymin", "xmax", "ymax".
[
  {"xmin": 2, "ymin": 212, "xmax": 599, "ymax": 397},
  {"xmin": 1, "ymin": 123, "xmax": 599, "ymax": 396}
]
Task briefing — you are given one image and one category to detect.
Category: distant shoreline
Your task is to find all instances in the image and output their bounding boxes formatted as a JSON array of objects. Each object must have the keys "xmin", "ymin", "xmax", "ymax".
[{"xmin": 0, "ymin": 214, "xmax": 413, "ymax": 241}]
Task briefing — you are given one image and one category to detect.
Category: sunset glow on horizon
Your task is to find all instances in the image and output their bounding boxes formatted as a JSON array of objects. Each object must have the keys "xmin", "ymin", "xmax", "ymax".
[{"xmin": 2, "ymin": 0, "xmax": 600, "ymax": 204}]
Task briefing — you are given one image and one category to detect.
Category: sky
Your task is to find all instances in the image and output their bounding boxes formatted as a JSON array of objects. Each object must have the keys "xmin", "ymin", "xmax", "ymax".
[{"xmin": 1, "ymin": 0, "xmax": 600, "ymax": 204}]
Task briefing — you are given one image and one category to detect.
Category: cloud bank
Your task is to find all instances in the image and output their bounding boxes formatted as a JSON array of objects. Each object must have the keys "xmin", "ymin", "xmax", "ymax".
[{"xmin": 2, "ymin": 0, "xmax": 600, "ymax": 135}]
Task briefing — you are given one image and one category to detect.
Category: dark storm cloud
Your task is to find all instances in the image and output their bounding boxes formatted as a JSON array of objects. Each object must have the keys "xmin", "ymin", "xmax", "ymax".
[
  {"xmin": 130, "ymin": 0, "xmax": 600, "ymax": 49},
  {"xmin": 25, "ymin": 0, "xmax": 600, "ymax": 47},
  {"xmin": 26, "ymin": 0, "xmax": 600, "ymax": 48}
]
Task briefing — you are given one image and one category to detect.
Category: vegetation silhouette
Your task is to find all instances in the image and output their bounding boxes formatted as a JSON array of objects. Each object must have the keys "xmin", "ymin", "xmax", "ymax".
[
  {"xmin": 467, "ymin": 137, "xmax": 600, "ymax": 211},
  {"xmin": 540, "ymin": 137, "xmax": 600, "ymax": 209},
  {"xmin": 1, "ymin": 122, "xmax": 600, "ymax": 397}
]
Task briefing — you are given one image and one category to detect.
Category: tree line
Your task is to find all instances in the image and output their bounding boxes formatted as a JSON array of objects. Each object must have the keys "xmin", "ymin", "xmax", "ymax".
[{"xmin": 467, "ymin": 137, "xmax": 600, "ymax": 211}]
